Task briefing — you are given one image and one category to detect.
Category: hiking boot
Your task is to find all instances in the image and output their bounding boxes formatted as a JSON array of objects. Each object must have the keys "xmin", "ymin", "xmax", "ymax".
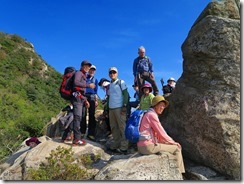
[
  {"xmin": 116, "ymin": 148, "xmax": 127, "ymax": 155},
  {"xmin": 108, "ymin": 148, "xmax": 127, "ymax": 155},
  {"xmin": 73, "ymin": 139, "xmax": 86, "ymax": 146},
  {"xmin": 87, "ymin": 135, "xmax": 96, "ymax": 142},
  {"xmin": 105, "ymin": 131, "xmax": 111, "ymax": 137},
  {"xmin": 60, "ymin": 139, "xmax": 65, "ymax": 143},
  {"xmin": 65, "ymin": 136, "xmax": 72, "ymax": 141},
  {"xmin": 98, "ymin": 138, "xmax": 106, "ymax": 142}
]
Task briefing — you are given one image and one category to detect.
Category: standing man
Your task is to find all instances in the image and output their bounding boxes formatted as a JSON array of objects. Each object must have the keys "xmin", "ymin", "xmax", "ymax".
[
  {"xmin": 107, "ymin": 67, "xmax": 129, "ymax": 154},
  {"xmin": 71, "ymin": 60, "xmax": 95, "ymax": 146},
  {"xmin": 133, "ymin": 46, "xmax": 159, "ymax": 98},
  {"xmin": 163, "ymin": 77, "xmax": 176, "ymax": 97},
  {"xmin": 81, "ymin": 65, "xmax": 98, "ymax": 141}
]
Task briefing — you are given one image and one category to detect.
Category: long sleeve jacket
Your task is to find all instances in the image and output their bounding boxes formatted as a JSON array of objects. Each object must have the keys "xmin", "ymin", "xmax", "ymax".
[
  {"xmin": 73, "ymin": 69, "xmax": 88, "ymax": 94},
  {"xmin": 133, "ymin": 56, "xmax": 153, "ymax": 77},
  {"xmin": 137, "ymin": 108, "xmax": 179, "ymax": 147},
  {"xmin": 85, "ymin": 74, "xmax": 98, "ymax": 95}
]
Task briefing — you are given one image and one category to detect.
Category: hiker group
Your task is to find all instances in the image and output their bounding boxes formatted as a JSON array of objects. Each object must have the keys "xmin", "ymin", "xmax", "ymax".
[{"xmin": 59, "ymin": 46, "xmax": 184, "ymax": 173}]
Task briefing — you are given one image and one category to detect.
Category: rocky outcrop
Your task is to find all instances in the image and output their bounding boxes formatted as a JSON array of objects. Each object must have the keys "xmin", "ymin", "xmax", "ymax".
[
  {"xmin": 95, "ymin": 153, "xmax": 182, "ymax": 180},
  {"xmin": 0, "ymin": 136, "xmax": 183, "ymax": 180},
  {"xmin": 0, "ymin": 0, "xmax": 240, "ymax": 181},
  {"xmin": 160, "ymin": 0, "xmax": 240, "ymax": 180}
]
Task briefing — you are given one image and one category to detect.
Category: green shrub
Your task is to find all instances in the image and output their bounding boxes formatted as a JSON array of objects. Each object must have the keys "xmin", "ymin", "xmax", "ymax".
[
  {"xmin": 26, "ymin": 146, "xmax": 98, "ymax": 180},
  {"xmin": 0, "ymin": 128, "xmax": 29, "ymax": 162},
  {"xmin": 0, "ymin": 32, "xmax": 66, "ymax": 160}
]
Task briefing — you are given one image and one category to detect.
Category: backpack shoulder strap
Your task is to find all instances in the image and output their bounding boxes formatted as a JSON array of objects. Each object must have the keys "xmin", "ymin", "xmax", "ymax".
[
  {"xmin": 118, "ymin": 79, "xmax": 122, "ymax": 92},
  {"xmin": 90, "ymin": 76, "xmax": 95, "ymax": 83},
  {"xmin": 115, "ymin": 79, "xmax": 123, "ymax": 92},
  {"xmin": 137, "ymin": 56, "xmax": 149, "ymax": 65}
]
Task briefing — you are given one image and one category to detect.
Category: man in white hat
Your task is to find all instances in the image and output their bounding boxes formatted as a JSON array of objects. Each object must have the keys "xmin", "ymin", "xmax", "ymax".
[
  {"xmin": 107, "ymin": 67, "xmax": 129, "ymax": 154},
  {"xmin": 163, "ymin": 77, "xmax": 176, "ymax": 96},
  {"xmin": 81, "ymin": 64, "xmax": 98, "ymax": 141}
]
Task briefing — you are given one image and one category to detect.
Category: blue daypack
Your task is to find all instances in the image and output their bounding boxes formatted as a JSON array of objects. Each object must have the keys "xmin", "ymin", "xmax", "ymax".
[
  {"xmin": 137, "ymin": 57, "xmax": 150, "ymax": 73},
  {"xmin": 125, "ymin": 109, "xmax": 146, "ymax": 143}
]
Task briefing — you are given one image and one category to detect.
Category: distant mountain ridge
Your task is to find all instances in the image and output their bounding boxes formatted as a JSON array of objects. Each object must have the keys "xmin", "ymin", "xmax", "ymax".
[{"xmin": 0, "ymin": 32, "xmax": 65, "ymax": 161}]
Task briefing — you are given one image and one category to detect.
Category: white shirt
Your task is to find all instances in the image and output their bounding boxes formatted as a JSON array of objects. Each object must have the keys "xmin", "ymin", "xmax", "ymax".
[{"xmin": 108, "ymin": 79, "xmax": 127, "ymax": 109}]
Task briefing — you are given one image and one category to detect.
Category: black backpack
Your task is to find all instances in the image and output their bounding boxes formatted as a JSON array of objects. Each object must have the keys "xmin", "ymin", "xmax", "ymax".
[{"xmin": 59, "ymin": 67, "xmax": 76, "ymax": 100}]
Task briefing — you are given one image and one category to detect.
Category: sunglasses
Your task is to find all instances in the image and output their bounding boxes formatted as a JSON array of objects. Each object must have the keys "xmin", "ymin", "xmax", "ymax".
[{"xmin": 109, "ymin": 71, "xmax": 117, "ymax": 74}]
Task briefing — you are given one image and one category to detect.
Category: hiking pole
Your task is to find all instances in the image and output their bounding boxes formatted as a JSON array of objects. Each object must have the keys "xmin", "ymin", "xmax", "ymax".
[{"xmin": 160, "ymin": 78, "xmax": 164, "ymax": 87}]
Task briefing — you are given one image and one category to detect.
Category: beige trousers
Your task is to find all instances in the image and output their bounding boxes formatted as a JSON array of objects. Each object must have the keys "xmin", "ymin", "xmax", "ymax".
[
  {"xmin": 109, "ymin": 108, "xmax": 128, "ymax": 150},
  {"xmin": 138, "ymin": 143, "xmax": 185, "ymax": 173}
]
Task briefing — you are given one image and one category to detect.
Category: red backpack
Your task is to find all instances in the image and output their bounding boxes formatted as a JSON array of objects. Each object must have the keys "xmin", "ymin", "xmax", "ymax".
[{"xmin": 59, "ymin": 67, "xmax": 76, "ymax": 100}]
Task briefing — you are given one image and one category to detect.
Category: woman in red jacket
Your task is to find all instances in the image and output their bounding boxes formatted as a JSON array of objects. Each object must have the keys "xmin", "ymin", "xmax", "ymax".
[{"xmin": 137, "ymin": 95, "xmax": 185, "ymax": 173}]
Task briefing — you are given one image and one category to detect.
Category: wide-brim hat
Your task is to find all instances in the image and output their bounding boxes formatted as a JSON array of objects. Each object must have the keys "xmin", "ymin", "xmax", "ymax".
[
  {"xmin": 25, "ymin": 137, "xmax": 41, "ymax": 146},
  {"xmin": 98, "ymin": 78, "xmax": 110, "ymax": 86},
  {"xmin": 151, "ymin": 96, "xmax": 169, "ymax": 107},
  {"xmin": 141, "ymin": 83, "xmax": 152, "ymax": 93}
]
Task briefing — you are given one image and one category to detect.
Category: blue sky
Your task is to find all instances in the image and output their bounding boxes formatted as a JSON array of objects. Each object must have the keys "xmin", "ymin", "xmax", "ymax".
[{"xmin": 1, "ymin": 0, "xmax": 211, "ymax": 99}]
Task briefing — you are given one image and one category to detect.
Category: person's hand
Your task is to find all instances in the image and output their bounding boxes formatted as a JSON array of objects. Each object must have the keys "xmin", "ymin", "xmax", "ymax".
[
  {"xmin": 149, "ymin": 73, "xmax": 154, "ymax": 79},
  {"xmin": 95, "ymin": 101, "xmax": 98, "ymax": 108},
  {"xmin": 134, "ymin": 77, "xmax": 137, "ymax": 83},
  {"xmin": 121, "ymin": 106, "xmax": 127, "ymax": 115},
  {"xmin": 89, "ymin": 83, "xmax": 95, "ymax": 89},
  {"xmin": 176, "ymin": 142, "xmax": 181, "ymax": 149},
  {"xmin": 85, "ymin": 101, "xmax": 90, "ymax": 108}
]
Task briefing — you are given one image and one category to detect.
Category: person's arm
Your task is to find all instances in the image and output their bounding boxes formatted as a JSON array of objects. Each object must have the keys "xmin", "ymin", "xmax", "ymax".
[
  {"xmin": 122, "ymin": 89, "xmax": 129, "ymax": 106},
  {"xmin": 148, "ymin": 58, "xmax": 153, "ymax": 73},
  {"xmin": 74, "ymin": 71, "xmax": 87, "ymax": 88},
  {"xmin": 149, "ymin": 93, "xmax": 155, "ymax": 105},
  {"xmin": 120, "ymin": 80, "xmax": 129, "ymax": 106},
  {"xmin": 105, "ymin": 96, "xmax": 109, "ymax": 110},
  {"xmin": 133, "ymin": 58, "xmax": 138, "ymax": 77},
  {"xmin": 94, "ymin": 79, "xmax": 98, "ymax": 94},
  {"xmin": 149, "ymin": 113, "xmax": 179, "ymax": 146}
]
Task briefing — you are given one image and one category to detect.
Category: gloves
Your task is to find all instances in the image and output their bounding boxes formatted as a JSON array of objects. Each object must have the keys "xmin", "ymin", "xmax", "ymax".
[
  {"xmin": 72, "ymin": 91, "xmax": 80, "ymax": 97},
  {"xmin": 84, "ymin": 101, "xmax": 90, "ymax": 108},
  {"xmin": 121, "ymin": 106, "xmax": 127, "ymax": 115}
]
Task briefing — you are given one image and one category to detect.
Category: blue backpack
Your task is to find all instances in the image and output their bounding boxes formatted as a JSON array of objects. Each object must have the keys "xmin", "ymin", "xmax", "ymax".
[
  {"xmin": 125, "ymin": 109, "xmax": 146, "ymax": 143},
  {"xmin": 137, "ymin": 57, "xmax": 150, "ymax": 72}
]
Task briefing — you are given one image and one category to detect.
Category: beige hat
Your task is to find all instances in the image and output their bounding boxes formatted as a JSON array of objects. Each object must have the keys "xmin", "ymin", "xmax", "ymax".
[
  {"xmin": 109, "ymin": 67, "xmax": 118, "ymax": 73},
  {"xmin": 151, "ymin": 96, "xmax": 169, "ymax": 107}
]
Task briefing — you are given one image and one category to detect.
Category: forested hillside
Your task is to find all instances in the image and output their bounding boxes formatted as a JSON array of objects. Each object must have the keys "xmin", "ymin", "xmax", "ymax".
[{"xmin": 0, "ymin": 32, "xmax": 66, "ymax": 161}]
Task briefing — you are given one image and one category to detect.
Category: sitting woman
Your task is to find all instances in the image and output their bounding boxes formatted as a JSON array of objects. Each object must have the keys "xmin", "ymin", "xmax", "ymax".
[{"xmin": 137, "ymin": 95, "xmax": 185, "ymax": 173}]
